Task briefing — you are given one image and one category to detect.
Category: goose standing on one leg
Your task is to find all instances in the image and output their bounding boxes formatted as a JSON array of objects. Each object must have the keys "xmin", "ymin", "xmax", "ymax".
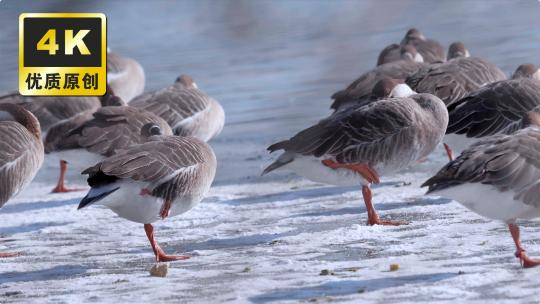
[
  {"xmin": 78, "ymin": 136, "xmax": 216, "ymax": 262},
  {"xmin": 130, "ymin": 75, "xmax": 225, "ymax": 142},
  {"xmin": 0, "ymin": 104, "xmax": 44, "ymax": 257},
  {"xmin": 423, "ymin": 124, "xmax": 540, "ymax": 268},
  {"xmin": 263, "ymin": 85, "xmax": 448, "ymax": 225}
]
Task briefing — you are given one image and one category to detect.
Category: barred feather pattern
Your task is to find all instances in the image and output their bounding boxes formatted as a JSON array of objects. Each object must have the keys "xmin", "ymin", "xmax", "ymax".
[
  {"xmin": 423, "ymin": 127, "xmax": 540, "ymax": 207},
  {"xmin": 406, "ymin": 57, "xmax": 507, "ymax": 107}
]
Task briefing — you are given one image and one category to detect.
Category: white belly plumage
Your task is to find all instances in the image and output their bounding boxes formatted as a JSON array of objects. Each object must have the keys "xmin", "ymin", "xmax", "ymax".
[
  {"xmin": 433, "ymin": 183, "xmax": 540, "ymax": 222},
  {"xmin": 94, "ymin": 180, "xmax": 200, "ymax": 224}
]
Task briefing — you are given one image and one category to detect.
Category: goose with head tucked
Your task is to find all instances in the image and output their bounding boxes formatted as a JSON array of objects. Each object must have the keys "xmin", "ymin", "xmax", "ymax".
[
  {"xmin": 423, "ymin": 125, "xmax": 540, "ymax": 268},
  {"xmin": 107, "ymin": 51, "xmax": 145, "ymax": 102},
  {"xmin": 377, "ymin": 28, "xmax": 445, "ymax": 66},
  {"xmin": 0, "ymin": 103, "xmax": 44, "ymax": 257},
  {"xmin": 264, "ymin": 86, "xmax": 448, "ymax": 225},
  {"xmin": 442, "ymin": 64, "xmax": 540, "ymax": 160},
  {"xmin": 0, "ymin": 92, "xmax": 119, "ymax": 133},
  {"xmin": 406, "ymin": 43, "xmax": 507, "ymax": 108},
  {"xmin": 332, "ymin": 45, "xmax": 427, "ymax": 111},
  {"xmin": 130, "ymin": 75, "xmax": 225, "ymax": 142},
  {"xmin": 78, "ymin": 135, "xmax": 216, "ymax": 262},
  {"xmin": 44, "ymin": 105, "xmax": 172, "ymax": 193}
]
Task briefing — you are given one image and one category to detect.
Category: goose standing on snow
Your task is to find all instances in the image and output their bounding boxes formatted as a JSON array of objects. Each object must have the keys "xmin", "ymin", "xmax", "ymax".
[
  {"xmin": 130, "ymin": 75, "xmax": 225, "ymax": 142},
  {"xmin": 78, "ymin": 136, "xmax": 216, "ymax": 262},
  {"xmin": 107, "ymin": 51, "xmax": 145, "ymax": 102},
  {"xmin": 423, "ymin": 125, "xmax": 540, "ymax": 268},
  {"xmin": 264, "ymin": 82, "xmax": 447, "ymax": 225},
  {"xmin": 443, "ymin": 64, "xmax": 540, "ymax": 160},
  {"xmin": 44, "ymin": 105, "xmax": 173, "ymax": 193},
  {"xmin": 406, "ymin": 42, "xmax": 507, "ymax": 108},
  {"xmin": 377, "ymin": 28, "xmax": 445, "ymax": 65},
  {"xmin": 332, "ymin": 45, "xmax": 427, "ymax": 111},
  {"xmin": 0, "ymin": 104, "xmax": 44, "ymax": 257}
]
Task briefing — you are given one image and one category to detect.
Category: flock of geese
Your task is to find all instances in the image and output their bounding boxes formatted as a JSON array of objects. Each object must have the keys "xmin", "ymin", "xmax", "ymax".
[{"xmin": 2, "ymin": 28, "xmax": 540, "ymax": 268}]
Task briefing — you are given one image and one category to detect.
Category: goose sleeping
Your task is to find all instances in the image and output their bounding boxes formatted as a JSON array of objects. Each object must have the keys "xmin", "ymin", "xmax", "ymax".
[
  {"xmin": 0, "ymin": 103, "xmax": 44, "ymax": 257},
  {"xmin": 423, "ymin": 124, "xmax": 540, "ymax": 268},
  {"xmin": 78, "ymin": 135, "xmax": 217, "ymax": 262},
  {"xmin": 264, "ymin": 79, "xmax": 447, "ymax": 225},
  {"xmin": 44, "ymin": 105, "xmax": 172, "ymax": 192}
]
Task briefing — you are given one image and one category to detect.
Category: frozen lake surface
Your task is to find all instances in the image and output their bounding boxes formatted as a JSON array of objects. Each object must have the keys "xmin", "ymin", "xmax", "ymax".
[{"xmin": 2, "ymin": 0, "xmax": 540, "ymax": 303}]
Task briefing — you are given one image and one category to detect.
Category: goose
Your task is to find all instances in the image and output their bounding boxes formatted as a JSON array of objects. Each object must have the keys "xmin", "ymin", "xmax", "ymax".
[
  {"xmin": 0, "ymin": 92, "xmax": 117, "ymax": 133},
  {"xmin": 44, "ymin": 105, "xmax": 172, "ymax": 193},
  {"xmin": 443, "ymin": 64, "xmax": 540, "ymax": 160},
  {"xmin": 78, "ymin": 136, "xmax": 216, "ymax": 262},
  {"xmin": 377, "ymin": 28, "xmax": 445, "ymax": 65},
  {"xmin": 107, "ymin": 51, "xmax": 145, "ymax": 102},
  {"xmin": 331, "ymin": 45, "xmax": 427, "ymax": 111},
  {"xmin": 406, "ymin": 43, "xmax": 507, "ymax": 108},
  {"xmin": 130, "ymin": 75, "xmax": 225, "ymax": 142},
  {"xmin": 263, "ymin": 88, "xmax": 448, "ymax": 225},
  {"xmin": 423, "ymin": 125, "xmax": 540, "ymax": 268},
  {"xmin": 0, "ymin": 103, "xmax": 44, "ymax": 257}
]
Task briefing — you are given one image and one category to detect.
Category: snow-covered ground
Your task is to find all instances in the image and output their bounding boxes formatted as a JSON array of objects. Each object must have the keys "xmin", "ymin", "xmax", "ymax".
[
  {"xmin": 2, "ymin": 152, "xmax": 540, "ymax": 303},
  {"xmin": 3, "ymin": 0, "xmax": 540, "ymax": 303}
]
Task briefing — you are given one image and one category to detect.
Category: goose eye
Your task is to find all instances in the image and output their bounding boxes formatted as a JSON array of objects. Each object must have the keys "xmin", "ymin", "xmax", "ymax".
[{"xmin": 149, "ymin": 125, "xmax": 161, "ymax": 135}]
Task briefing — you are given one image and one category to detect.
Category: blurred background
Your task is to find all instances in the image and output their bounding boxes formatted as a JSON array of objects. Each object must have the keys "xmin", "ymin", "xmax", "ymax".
[{"xmin": 1, "ymin": 0, "xmax": 540, "ymax": 185}]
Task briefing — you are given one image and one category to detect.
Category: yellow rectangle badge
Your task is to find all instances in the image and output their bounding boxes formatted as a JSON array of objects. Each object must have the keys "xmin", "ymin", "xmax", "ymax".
[{"xmin": 19, "ymin": 13, "xmax": 107, "ymax": 96}]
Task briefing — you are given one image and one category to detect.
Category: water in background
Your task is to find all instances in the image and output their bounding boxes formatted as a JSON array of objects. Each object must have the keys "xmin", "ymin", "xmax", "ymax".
[{"xmin": 1, "ymin": 0, "xmax": 539, "ymax": 185}]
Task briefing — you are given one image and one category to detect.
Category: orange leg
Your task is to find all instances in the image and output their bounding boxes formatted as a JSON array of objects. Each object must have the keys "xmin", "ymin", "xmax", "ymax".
[
  {"xmin": 443, "ymin": 143, "xmax": 454, "ymax": 161},
  {"xmin": 51, "ymin": 160, "xmax": 85, "ymax": 193},
  {"xmin": 322, "ymin": 159, "xmax": 406, "ymax": 225},
  {"xmin": 509, "ymin": 223, "xmax": 540, "ymax": 268},
  {"xmin": 159, "ymin": 200, "xmax": 172, "ymax": 219},
  {"xmin": 321, "ymin": 159, "xmax": 380, "ymax": 184},
  {"xmin": 144, "ymin": 224, "xmax": 190, "ymax": 262},
  {"xmin": 0, "ymin": 252, "xmax": 20, "ymax": 258},
  {"xmin": 362, "ymin": 185, "xmax": 407, "ymax": 226}
]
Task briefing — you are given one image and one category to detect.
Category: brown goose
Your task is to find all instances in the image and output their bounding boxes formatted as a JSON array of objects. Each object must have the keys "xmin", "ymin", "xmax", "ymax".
[
  {"xmin": 406, "ymin": 43, "xmax": 507, "ymax": 108},
  {"xmin": 331, "ymin": 45, "xmax": 427, "ymax": 111},
  {"xmin": 107, "ymin": 51, "xmax": 145, "ymax": 102},
  {"xmin": 44, "ymin": 105, "xmax": 173, "ymax": 193},
  {"xmin": 264, "ymin": 92, "xmax": 448, "ymax": 225},
  {"xmin": 423, "ymin": 126, "xmax": 540, "ymax": 268},
  {"xmin": 377, "ymin": 28, "xmax": 445, "ymax": 65},
  {"xmin": 443, "ymin": 64, "xmax": 540, "ymax": 160},
  {"xmin": 0, "ymin": 103, "xmax": 44, "ymax": 257},
  {"xmin": 78, "ymin": 136, "xmax": 216, "ymax": 262},
  {"xmin": 0, "ymin": 93, "xmax": 105, "ymax": 132},
  {"xmin": 130, "ymin": 75, "xmax": 225, "ymax": 141}
]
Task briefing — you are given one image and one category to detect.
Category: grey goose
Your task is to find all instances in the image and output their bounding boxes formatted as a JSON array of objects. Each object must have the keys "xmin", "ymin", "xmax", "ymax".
[
  {"xmin": 443, "ymin": 64, "xmax": 540, "ymax": 160},
  {"xmin": 264, "ymin": 87, "xmax": 448, "ymax": 225},
  {"xmin": 406, "ymin": 43, "xmax": 507, "ymax": 108},
  {"xmin": 78, "ymin": 135, "xmax": 216, "ymax": 262},
  {"xmin": 423, "ymin": 125, "xmax": 540, "ymax": 268},
  {"xmin": 130, "ymin": 75, "xmax": 225, "ymax": 142},
  {"xmin": 44, "ymin": 105, "xmax": 172, "ymax": 193},
  {"xmin": 107, "ymin": 51, "xmax": 145, "ymax": 102},
  {"xmin": 0, "ymin": 103, "xmax": 44, "ymax": 257},
  {"xmin": 332, "ymin": 45, "xmax": 427, "ymax": 111},
  {"xmin": 377, "ymin": 28, "xmax": 445, "ymax": 65}
]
